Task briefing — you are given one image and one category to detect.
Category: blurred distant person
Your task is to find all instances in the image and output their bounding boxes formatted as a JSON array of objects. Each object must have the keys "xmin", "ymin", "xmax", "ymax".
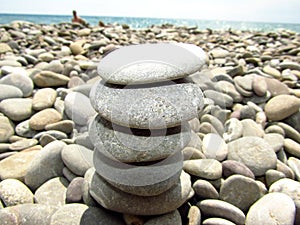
[{"xmin": 72, "ymin": 10, "xmax": 88, "ymax": 26}]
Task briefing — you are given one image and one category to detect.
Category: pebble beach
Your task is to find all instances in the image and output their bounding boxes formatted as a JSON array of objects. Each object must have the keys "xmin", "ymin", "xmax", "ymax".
[{"xmin": 0, "ymin": 20, "xmax": 300, "ymax": 225}]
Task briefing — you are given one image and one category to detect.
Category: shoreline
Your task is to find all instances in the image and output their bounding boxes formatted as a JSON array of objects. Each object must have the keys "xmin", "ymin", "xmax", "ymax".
[
  {"xmin": 0, "ymin": 21, "xmax": 299, "ymax": 224},
  {"xmin": 1, "ymin": 14, "xmax": 300, "ymax": 32}
]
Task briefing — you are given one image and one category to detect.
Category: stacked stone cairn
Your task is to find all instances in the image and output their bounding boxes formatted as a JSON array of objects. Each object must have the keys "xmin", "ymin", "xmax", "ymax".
[{"xmin": 88, "ymin": 43, "xmax": 207, "ymax": 215}]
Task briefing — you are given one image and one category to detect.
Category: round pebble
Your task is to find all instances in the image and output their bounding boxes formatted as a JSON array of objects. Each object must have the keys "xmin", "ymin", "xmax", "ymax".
[
  {"xmin": 90, "ymin": 80, "xmax": 204, "ymax": 129},
  {"xmin": 0, "ymin": 178, "xmax": 34, "ymax": 206},
  {"xmin": 227, "ymin": 137, "xmax": 277, "ymax": 176},
  {"xmin": 245, "ymin": 192, "xmax": 295, "ymax": 225},
  {"xmin": 29, "ymin": 108, "xmax": 62, "ymax": 130},
  {"xmin": 98, "ymin": 43, "xmax": 206, "ymax": 85},
  {"xmin": 32, "ymin": 88, "xmax": 57, "ymax": 111},
  {"xmin": 0, "ymin": 98, "xmax": 33, "ymax": 121}
]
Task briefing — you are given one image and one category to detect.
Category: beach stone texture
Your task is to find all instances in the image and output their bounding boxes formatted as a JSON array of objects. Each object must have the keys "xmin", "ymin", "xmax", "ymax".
[
  {"xmin": 98, "ymin": 42, "xmax": 207, "ymax": 85},
  {"xmin": 89, "ymin": 114, "xmax": 191, "ymax": 162},
  {"xmin": 245, "ymin": 193, "xmax": 295, "ymax": 225},
  {"xmin": 227, "ymin": 137, "xmax": 277, "ymax": 176},
  {"xmin": 90, "ymin": 169, "xmax": 192, "ymax": 215},
  {"xmin": 90, "ymin": 80, "xmax": 204, "ymax": 129},
  {"xmin": 0, "ymin": 203, "xmax": 58, "ymax": 225},
  {"xmin": 93, "ymin": 150, "xmax": 183, "ymax": 196},
  {"xmin": 50, "ymin": 203, "xmax": 125, "ymax": 225}
]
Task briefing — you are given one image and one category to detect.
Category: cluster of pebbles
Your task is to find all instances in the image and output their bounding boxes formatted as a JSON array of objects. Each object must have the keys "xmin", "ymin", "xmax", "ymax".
[{"xmin": 0, "ymin": 20, "xmax": 299, "ymax": 225}]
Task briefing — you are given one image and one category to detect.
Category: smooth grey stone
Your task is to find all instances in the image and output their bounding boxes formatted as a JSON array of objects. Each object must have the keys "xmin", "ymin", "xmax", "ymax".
[
  {"xmin": 202, "ymin": 133, "xmax": 228, "ymax": 161},
  {"xmin": 198, "ymin": 199, "xmax": 245, "ymax": 225},
  {"xmin": 227, "ymin": 137, "xmax": 277, "ymax": 176},
  {"xmin": 222, "ymin": 160, "xmax": 255, "ymax": 179},
  {"xmin": 144, "ymin": 210, "xmax": 182, "ymax": 225},
  {"xmin": 61, "ymin": 144, "xmax": 93, "ymax": 176},
  {"xmin": 82, "ymin": 168, "xmax": 98, "ymax": 206},
  {"xmin": 220, "ymin": 174, "xmax": 261, "ymax": 212},
  {"xmin": 215, "ymin": 80, "xmax": 242, "ymax": 102},
  {"xmin": 265, "ymin": 124, "xmax": 285, "ymax": 136},
  {"xmin": 276, "ymin": 160, "xmax": 295, "ymax": 179},
  {"xmin": 15, "ymin": 119, "xmax": 38, "ymax": 138},
  {"xmin": 25, "ymin": 141, "xmax": 66, "ymax": 190},
  {"xmin": 279, "ymin": 61, "xmax": 300, "ymax": 70},
  {"xmin": 0, "ymin": 73, "xmax": 34, "ymax": 97},
  {"xmin": 0, "ymin": 115, "xmax": 14, "ymax": 142},
  {"xmin": 89, "ymin": 114, "xmax": 191, "ymax": 162},
  {"xmin": 200, "ymin": 114, "xmax": 224, "ymax": 135},
  {"xmin": 193, "ymin": 179, "xmax": 219, "ymax": 199},
  {"xmin": 75, "ymin": 132, "xmax": 94, "ymax": 149},
  {"xmin": 35, "ymin": 177, "xmax": 69, "ymax": 207},
  {"xmin": 186, "ymin": 70, "xmax": 216, "ymax": 91},
  {"xmin": 265, "ymin": 169, "xmax": 286, "ymax": 187},
  {"xmin": 203, "ymin": 218, "xmax": 235, "ymax": 225},
  {"xmin": 284, "ymin": 138, "xmax": 300, "ymax": 158},
  {"xmin": 0, "ymin": 203, "xmax": 57, "ymax": 225},
  {"xmin": 66, "ymin": 177, "xmax": 84, "ymax": 203},
  {"xmin": 0, "ymin": 98, "xmax": 33, "ymax": 121},
  {"xmin": 71, "ymin": 83, "xmax": 94, "ymax": 97},
  {"xmin": 283, "ymin": 111, "xmax": 300, "ymax": 132},
  {"xmin": 45, "ymin": 60, "xmax": 64, "ymax": 73},
  {"xmin": 0, "ymin": 178, "xmax": 34, "ymax": 206},
  {"xmin": 98, "ymin": 43, "xmax": 206, "ymax": 85},
  {"xmin": 50, "ymin": 203, "xmax": 125, "ymax": 225},
  {"xmin": 62, "ymin": 167, "xmax": 77, "ymax": 182},
  {"xmin": 276, "ymin": 122, "xmax": 300, "ymax": 143},
  {"xmin": 64, "ymin": 91, "xmax": 96, "ymax": 126},
  {"xmin": 93, "ymin": 150, "xmax": 183, "ymax": 196},
  {"xmin": 90, "ymin": 170, "xmax": 192, "ymax": 215},
  {"xmin": 0, "ymin": 84, "xmax": 23, "ymax": 100},
  {"xmin": 223, "ymin": 118, "xmax": 243, "ymax": 142},
  {"xmin": 264, "ymin": 133, "xmax": 284, "ymax": 152},
  {"xmin": 287, "ymin": 157, "xmax": 300, "ymax": 181},
  {"xmin": 90, "ymin": 80, "xmax": 204, "ymax": 129},
  {"xmin": 241, "ymin": 119, "xmax": 264, "ymax": 138},
  {"xmin": 269, "ymin": 178, "xmax": 300, "ymax": 224},
  {"xmin": 246, "ymin": 193, "xmax": 295, "ymax": 225},
  {"xmin": 239, "ymin": 105, "xmax": 256, "ymax": 120},
  {"xmin": 183, "ymin": 159, "xmax": 222, "ymax": 180},
  {"xmin": 203, "ymin": 90, "xmax": 233, "ymax": 108}
]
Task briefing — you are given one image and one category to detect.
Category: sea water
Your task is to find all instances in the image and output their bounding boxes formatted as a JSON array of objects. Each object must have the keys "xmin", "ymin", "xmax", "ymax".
[{"xmin": 0, "ymin": 13, "xmax": 300, "ymax": 32}]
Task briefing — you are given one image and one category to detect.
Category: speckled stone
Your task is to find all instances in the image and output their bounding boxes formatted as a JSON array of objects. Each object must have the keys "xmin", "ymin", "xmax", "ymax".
[
  {"xmin": 227, "ymin": 137, "xmax": 277, "ymax": 176},
  {"xmin": 0, "ymin": 178, "xmax": 34, "ymax": 206},
  {"xmin": 220, "ymin": 174, "xmax": 261, "ymax": 212},
  {"xmin": 34, "ymin": 177, "xmax": 69, "ymax": 207},
  {"xmin": 90, "ymin": 80, "xmax": 204, "ymax": 129},
  {"xmin": 269, "ymin": 178, "xmax": 300, "ymax": 224},
  {"xmin": 93, "ymin": 150, "xmax": 183, "ymax": 196},
  {"xmin": 90, "ymin": 169, "xmax": 192, "ymax": 215},
  {"xmin": 89, "ymin": 114, "xmax": 191, "ymax": 162},
  {"xmin": 50, "ymin": 203, "xmax": 125, "ymax": 225},
  {"xmin": 98, "ymin": 43, "xmax": 206, "ymax": 85},
  {"xmin": 0, "ymin": 204, "xmax": 57, "ymax": 225},
  {"xmin": 245, "ymin": 193, "xmax": 295, "ymax": 225}
]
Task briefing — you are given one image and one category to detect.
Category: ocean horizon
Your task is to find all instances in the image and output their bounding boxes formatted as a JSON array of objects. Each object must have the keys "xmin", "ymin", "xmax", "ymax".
[{"xmin": 0, "ymin": 13, "xmax": 300, "ymax": 32}]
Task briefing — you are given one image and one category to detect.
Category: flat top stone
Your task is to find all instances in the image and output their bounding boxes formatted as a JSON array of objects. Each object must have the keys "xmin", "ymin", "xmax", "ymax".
[
  {"xmin": 89, "ymin": 114, "xmax": 191, "ymax": 162},
  {"xmin": 90, "ymin": 80, "xmax": 204, "ymax": 129},
  {"xmin": 98, "ymin": 43, "xmax": 206, "ymax": 85}
]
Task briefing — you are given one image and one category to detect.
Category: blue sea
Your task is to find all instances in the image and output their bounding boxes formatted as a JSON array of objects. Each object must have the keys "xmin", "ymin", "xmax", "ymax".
[{"xmin": 0, "ymin": 13, "xmax": 300, "ymax": 32}]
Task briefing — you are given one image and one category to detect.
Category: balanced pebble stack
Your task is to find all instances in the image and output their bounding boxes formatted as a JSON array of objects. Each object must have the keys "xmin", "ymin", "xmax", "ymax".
[{"xmin": 88, "ymin": 43, "xmax": 206, "ymax": 215}]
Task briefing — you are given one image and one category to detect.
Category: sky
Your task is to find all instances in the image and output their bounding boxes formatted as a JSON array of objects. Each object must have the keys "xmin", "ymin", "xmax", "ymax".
[{"xmin": 0, "ymin": 0, "xmax": 300, "ymax": 24}]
